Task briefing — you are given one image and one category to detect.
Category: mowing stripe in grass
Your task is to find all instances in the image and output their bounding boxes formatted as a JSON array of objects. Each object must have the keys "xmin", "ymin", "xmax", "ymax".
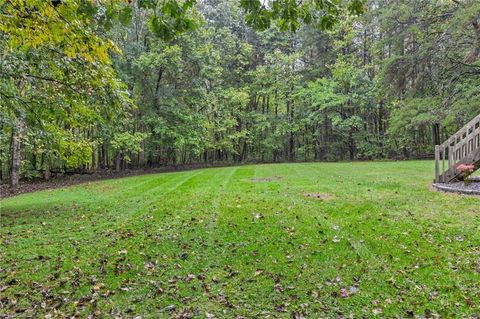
[{"xmin": 2, "ymin": 162, "xmax": 480, "ymax": 318}]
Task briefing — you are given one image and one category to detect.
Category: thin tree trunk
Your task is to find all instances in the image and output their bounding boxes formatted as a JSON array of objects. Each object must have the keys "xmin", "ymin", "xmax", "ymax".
[
  {"xmin": 44, "ymin": 162, "xmax": 51, "ymax": 181},
  {"xmin": 9, "ymin": 116, "xmax": 25, "ymax": 189},
  {"xmin": 466, "ymin": 13, "xmax": 480, "ymax": 63},
  {"xmin": 0, "ymin": 116, "xmax": 3, "ymax": 183},
  {"xmin": 155, "ymin": 68, "xmax": 164, "ymax": 100},
  {"xmin": 432, "ymin": 123, "xmax": 441, "ymax": 147},
  {"xmin": 115, "ymin": 152, "xmax": 123, "ymax": 171}
]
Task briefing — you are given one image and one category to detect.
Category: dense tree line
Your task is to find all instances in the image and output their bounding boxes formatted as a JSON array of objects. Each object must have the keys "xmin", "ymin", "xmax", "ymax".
[{"xmin": 1, "ymin": 0, "xmax": 479, "ymax": 188}]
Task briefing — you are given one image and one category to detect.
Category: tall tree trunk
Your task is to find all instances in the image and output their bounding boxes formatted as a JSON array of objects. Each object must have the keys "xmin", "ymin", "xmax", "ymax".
[
  {"xmin": 91, "ymin": 145, "xmax": 96, "ymax": 173},
  {"xmin": 99, "ymin": 145, "xmax": 104, "ymax": 169},
  {"xmin": 432, "ymin": 123, "xmax": 441, "ymax": 146},
  {"xmin": 41, "ymin": 153, "xmax": 51, "ymax": 181},
  {"xmin": 348, "ymin": 130, "xmax": 355, "ymax": 161},
  {"xmin": 138, "ymin": 139, "xmax": 145, "ymax": 167},
  {"xmin": 155, "ymin": 68, "xmax": 164, "ymax": 103},
  {"xmin": 287, "ymin": 93, "xmax": 295, "ymax": 162},
  {"xmin": 466, "ymin": 13, "xmax": 480, "ymax": 63},
  {"xmin": 44, "ymin": 162, "xmax": 51, "ymax": 181},
  {"xmin": 289, "ymin": 133, "xmax": 294, "ymax": 161},
  {"xmin": 115, "ymin": 152, "xmax": 123, "ymax": 171},
  {"xmin": 9, "ymin": 116, "xmax": 25, "ymax": 189}
]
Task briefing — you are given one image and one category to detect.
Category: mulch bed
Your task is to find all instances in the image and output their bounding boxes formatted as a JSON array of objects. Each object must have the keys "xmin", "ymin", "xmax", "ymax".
[
  {"xmin": 0, "ymin": 163, "xmax": 234, "ymax": 199},
  {"xmin": 433, "ymin": 177, "xmax": 480, "ymax": 196}
]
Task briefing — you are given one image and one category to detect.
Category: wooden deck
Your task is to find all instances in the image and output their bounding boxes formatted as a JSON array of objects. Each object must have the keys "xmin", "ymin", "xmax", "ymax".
[{"xmin": 435, "ymin": 113, "xmax": 480, "ymax": 183}]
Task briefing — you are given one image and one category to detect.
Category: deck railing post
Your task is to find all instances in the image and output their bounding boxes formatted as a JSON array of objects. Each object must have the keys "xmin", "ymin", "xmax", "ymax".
[{"xmin": 443, "ymin": 146, "xmax": 448, "ymax": 183}]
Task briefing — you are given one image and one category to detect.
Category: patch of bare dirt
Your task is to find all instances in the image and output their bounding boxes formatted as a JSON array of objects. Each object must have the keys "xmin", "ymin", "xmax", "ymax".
[
  {"xmin": 250, "ymin": 176, "xmax": 283, "ymax": 182},
  {"xmin": 302, "ymin": 192, "xmax": 333, "ymax": 200}
]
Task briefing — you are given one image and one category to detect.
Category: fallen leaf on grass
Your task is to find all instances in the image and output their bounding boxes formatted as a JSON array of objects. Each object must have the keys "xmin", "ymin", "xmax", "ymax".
[
  {"xmin": 464, "ymin": 296, "xmax": 475, "ymax": 307},
  {"xmin": 184, "ymin": 274, "xmax": 196, "ymax": 282},
  {"xmin": 339, "ymin": 288, "xmax": 349, "ymax": 298},
  {"xmin": 253, "ymin": 212, "xmax": 264, "ymax": 219},
  {"xmin": 292, "ymin": 312, "xmax": 306, "ymax": 319},
  {"xmin": 175, "ymin": 310, "xmax": 193, "ymax": 319},
  {"xmin": 164, "ymin": 304, "xmax": 176, "ymax": 312},
  {"xmin": 302, "ymin": 193, "xmax": 333, "ymax": 200},
  {"xmin": 92, "ymin": 283, "xmax": 105, "ymax": 291},
  {"xmin": 372, "ymin": 308, "xmax": 382, "ymax": 315}
]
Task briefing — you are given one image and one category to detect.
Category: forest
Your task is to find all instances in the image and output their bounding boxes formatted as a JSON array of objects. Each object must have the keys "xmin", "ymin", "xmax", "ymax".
[
  {"xmin": 1, "ymin": 0, "xmax": 479, "ymax": 188},
  {"xmin": 2, "ymin": 1, "xmax": 480, "ymax": 318}
]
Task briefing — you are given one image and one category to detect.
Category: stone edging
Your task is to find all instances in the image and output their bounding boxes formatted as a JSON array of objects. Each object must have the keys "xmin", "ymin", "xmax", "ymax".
[{"xmin": 432, "ymin": 182, "xmax": 480, "ymax": 196}]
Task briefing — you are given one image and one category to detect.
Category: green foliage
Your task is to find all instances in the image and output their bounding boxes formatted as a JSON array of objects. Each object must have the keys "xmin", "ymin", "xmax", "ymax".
[
  {"xmin": 19, "ymin": 160, "xmax": 41, "ymax": 180},
  {"xmin": 240, "ymin": 0, "xmax": 365, "ymax": 31},
  {"xmin": 148, "ymin": 0, "xmax": 198, "ymax": 41},
  {"xmin": 60, "ymin": 137, "xmax": 93, "ymax": 169},
  {"xmin": 0, "ymin": 0, "xmax": 122, "ymax": 62},
  {"xmin": 111, "ymin": 132, "xmax": 149, "ymax": 163},
  {"xmin": 388, "ymin": 97, "xmax": 440, "ymax": 153}
]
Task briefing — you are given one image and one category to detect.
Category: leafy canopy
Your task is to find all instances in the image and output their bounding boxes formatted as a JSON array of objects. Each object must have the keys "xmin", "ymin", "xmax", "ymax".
[{"xmin": 240, "ymin": 0, "xmax": 365, "ymax": 31}]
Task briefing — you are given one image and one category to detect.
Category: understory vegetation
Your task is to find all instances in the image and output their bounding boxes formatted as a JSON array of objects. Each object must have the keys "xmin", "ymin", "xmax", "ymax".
[
  {"xmin": 1, "ymin": 0, "xmax": 479, "ymax": 188},
  {"xmin": 1, "ymin": 162, "xmax": 479, "ymax": 318}
]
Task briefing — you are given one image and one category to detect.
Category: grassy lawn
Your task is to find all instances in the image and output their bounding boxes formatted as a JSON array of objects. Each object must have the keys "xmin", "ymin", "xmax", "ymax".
[{"xmin": 1, "ymin": 161, "xmax": 479, "ymax": 318}]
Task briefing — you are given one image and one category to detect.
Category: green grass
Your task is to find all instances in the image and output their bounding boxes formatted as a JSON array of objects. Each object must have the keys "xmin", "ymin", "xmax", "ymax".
[{"xmin": 1, "ymin": 161, "xmax": 479, "ymax": 318}]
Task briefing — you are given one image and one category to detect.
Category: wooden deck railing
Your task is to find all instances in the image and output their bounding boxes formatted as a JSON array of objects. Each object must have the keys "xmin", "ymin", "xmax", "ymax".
[{"xmin": 435, "ymin": 113, "xmax": 480, "ymax": 183}]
